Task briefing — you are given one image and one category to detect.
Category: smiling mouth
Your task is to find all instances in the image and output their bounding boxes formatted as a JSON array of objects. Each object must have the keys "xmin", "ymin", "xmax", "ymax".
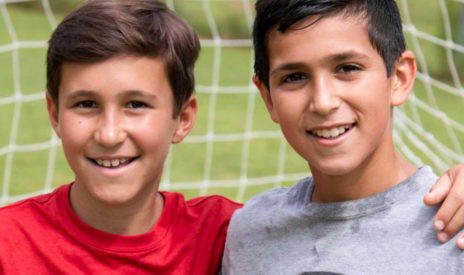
[
  {"xmin": 308, "ymin": 123, "xmax": 356, "ymax": 139},
  {"xmin": 88, "ymin": 157, "xmax": 138, "ymax": 168}
]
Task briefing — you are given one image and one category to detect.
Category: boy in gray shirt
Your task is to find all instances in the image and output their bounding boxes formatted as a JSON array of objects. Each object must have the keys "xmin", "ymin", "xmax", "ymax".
[{"xmin": 222, "ymin": 0, "xmax": 463, "ymax": 274}]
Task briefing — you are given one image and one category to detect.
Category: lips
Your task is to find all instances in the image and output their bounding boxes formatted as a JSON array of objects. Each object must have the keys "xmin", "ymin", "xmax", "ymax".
[
  {"xmin": 88, "ymin": 157, "xmax": 138, "ymax": 168},
  {"xmin": 308, "ymin": 123, "xmax": 356, "ymax": 139}
]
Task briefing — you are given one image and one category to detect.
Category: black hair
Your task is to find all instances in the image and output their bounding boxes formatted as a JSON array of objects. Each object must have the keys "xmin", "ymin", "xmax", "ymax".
[{"xmin": 253, "ymin": 0, "xmax": 406, "ymax": 88}]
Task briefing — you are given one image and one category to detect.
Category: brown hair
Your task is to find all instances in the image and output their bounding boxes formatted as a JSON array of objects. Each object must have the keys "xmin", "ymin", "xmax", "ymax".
[{"xmin": 47, "ymin": 0, "xmax": 200, "ymax": 117}]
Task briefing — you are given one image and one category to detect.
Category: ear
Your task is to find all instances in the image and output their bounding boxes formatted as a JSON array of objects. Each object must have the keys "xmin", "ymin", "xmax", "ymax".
[
  {"xmin": 46, "ymin": 93, "xmax": 61, "ymax": 138},
  {"xmin": 172, "ymin": 96, "xmax": 198, "ymax": 144},
  {"xmin": 391, "ymin": 50, "xmax": 416, "ymax": 106},
  {"xmin": 253, "ymin": 75, "xmax": 279, "ymax": 123}
]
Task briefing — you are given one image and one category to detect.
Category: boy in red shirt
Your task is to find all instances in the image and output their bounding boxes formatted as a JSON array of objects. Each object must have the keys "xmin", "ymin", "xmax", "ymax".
[{"xmin": 0, "ymin": 0, "xmax": 241, "ymax": 274}]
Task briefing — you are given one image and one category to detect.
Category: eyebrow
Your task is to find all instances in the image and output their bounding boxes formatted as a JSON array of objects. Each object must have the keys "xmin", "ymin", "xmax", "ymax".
[
  {"xmin": 117, "ymin": 90, "xmax": 157, "ymax": 102},
  {"xmin": 325, "ymin": 51, "xmax": 370, "ymax": 64},
  {"xmin": 270, "ymin": 62, "xmax": 307, "ymax": 76},
  {"xmin": 67, "ymin": 90, "xmax": 98, "ymax": 101},
  {"xmin": 66, "ymin": 89, "xmax": 157, "ymax": 101},
  {"xmin": 270, "ymin": 51, "xmax": 370, "ymax": 76}
]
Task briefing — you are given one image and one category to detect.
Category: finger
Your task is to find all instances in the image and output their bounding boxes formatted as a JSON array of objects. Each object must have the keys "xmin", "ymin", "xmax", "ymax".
[
  {"xmin": 424, "ymin": 173, "xmax": 452, "ymax": 206},
  {"xmin": 432, "ymin": 189, "xmax": 464, "ymax": 232},
  {"xmin": 428, "ymin": 164, "xmax": 464, "ymax": 232},
  {"xmin": 456, "ymin": 233, "xmax": 464, "ymax": 249},
  {"xmin": 437, "ymin": 204, "xmax": 464, "ymax": 243}
]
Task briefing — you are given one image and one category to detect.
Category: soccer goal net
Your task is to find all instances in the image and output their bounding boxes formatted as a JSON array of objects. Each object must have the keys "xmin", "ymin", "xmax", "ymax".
[{"xmin": 0, "ymin": 0, "xmax": 463, "ymax": 205}]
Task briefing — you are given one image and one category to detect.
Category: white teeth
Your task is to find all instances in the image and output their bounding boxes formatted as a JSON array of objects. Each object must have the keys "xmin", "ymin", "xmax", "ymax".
[
  {"xmin": 112, "ymin": 159, "xmax": 120, "ymax": 167},
  {"xmin": 330, "ymin": 128, "xmax": 339, "ymax": 137},
  {"xmin": 94, "ymin": 158, "xmax": 130, "ymax": 168},
  {"xmin": 322, "ymin": 129, "xmax": 331, "ymax": 137},
  {"xmin": 312, "ymin": 125, "xmax": 351, "ymax": 138}
]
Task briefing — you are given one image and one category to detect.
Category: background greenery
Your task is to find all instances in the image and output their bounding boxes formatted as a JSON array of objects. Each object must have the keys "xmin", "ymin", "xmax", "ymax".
[{"xmin": 0, "ymin": 0, "xmax": 463, "ymax": 203}]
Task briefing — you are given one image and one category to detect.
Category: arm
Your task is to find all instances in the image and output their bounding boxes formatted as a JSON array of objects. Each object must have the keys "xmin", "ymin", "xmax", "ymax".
[{"xmin": 423, "ymin": 164, "xmax": 464, "ymax": 248}]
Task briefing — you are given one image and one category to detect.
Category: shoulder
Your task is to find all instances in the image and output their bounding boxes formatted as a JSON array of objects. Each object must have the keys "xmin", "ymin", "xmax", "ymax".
[
  {"xmin": 415, "ymin": 166, "xmax": 438, "ymax": 184},
  {"xmin": 0, "ymin": 185, "xmax": 69, "ymax": 253},
  {"xmin": 0, "ymin": 185, "xmax": 68, "ymax": 232},
  {"xmin": 227, "ymin": 177, "xmax": 312, "ymax": 235},
  {"xmin": 0, "ymin": 189, "xmax": 58, "ymax": 219},
  {"xmin": 189, "ymin": 195, "xmax": 243, "ymax": 228},
  {"xmin": 161, "ymin": 191, "xmax": 242, "ymax": 222},
  {"xmin": 397, "ymin": 166, "xmax": 438, "ymax": 201},
  {"xmin": 187, "ymin": 194, "xmax": 243, "ymax": 210},
  {"xmin": 235, "ymin": 177, "xmax": 312, "ymax": 219}
]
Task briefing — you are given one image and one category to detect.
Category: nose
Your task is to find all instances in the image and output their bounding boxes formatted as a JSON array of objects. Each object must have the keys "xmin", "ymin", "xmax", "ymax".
[
  {"xmin": 93, "ymin": 108, "xmax": 127, "ymax": 148},
  {"xmin": 308, "ymin": 75, "xmax": 341, "ymax": 116}
]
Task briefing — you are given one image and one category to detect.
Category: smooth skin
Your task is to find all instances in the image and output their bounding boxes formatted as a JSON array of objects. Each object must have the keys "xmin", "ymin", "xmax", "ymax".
[
  {"xmin": 255, "ymin": 13, "xmax": 464, "ymax": 246},
  {"xmin": 256, "ymin": 14, "xmax": 416, "ymax": 202},
  {"xmin": 47, "ymin": 55, "xmax": 197, "ymax": 235},
  {"xmin": 44, "ymin": 35, "xmax": 464, "ymax": 246},
  {"xmin": 425, "ymin": 164, "xmax": 464, "ymax": 247}
]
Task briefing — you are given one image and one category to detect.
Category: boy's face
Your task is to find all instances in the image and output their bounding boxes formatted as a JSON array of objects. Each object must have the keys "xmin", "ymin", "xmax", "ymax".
[
  {"xmin": 256, "ymin": 14, "xmax": 413, "ymax": 177},
  {"xmin": 47, "ymin": 55, "xmax": 196, "ymax": 204}
]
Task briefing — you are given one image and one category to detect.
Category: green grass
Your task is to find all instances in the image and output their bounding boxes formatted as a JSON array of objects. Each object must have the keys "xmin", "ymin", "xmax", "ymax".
[
  {"xmin": 7, "ymin": 4, "xmax": 53, "ymax": 41},
  {"xmin": 0, "ymin": 1, "xmax": 463, "ymax": 203},
  {"xmin": 0, "ymin": 104, "xmax": 14, "ymax": 148},
  {"xmin": 16, "ymin": 99, "xmax": 51, "ymax": 145},
  {"xmin": 9, "ymin": 150, "xmax": 49, "ymax": 195},
  {"xmin": 0, "ymin": 52, "xmax": 14, "ymax": 96},
  {"xmin": 174, "ymin": 0, "xmax": 252, "ymax": 39}
]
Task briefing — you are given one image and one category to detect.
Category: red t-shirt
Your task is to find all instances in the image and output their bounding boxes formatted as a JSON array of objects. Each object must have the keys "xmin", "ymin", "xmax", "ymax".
[{"xmin": 0, "ymin": 184, "xmax": 242, "ymax": 274}]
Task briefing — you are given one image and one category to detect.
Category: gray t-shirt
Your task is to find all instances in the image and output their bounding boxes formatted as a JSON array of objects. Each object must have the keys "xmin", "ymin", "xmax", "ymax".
[{"xmin": 222, "ymin": 166, "xmax": 463, "ymax": 275}]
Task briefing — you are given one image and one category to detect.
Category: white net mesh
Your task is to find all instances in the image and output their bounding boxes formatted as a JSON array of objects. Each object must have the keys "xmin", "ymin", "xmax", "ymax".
[
  {"xmin": 395, "ymin": 0, "xmax": 464, "ymax": 170},
  {"xmin": 0, "ymin": 0, "xmax": 463, "ymax": 205}
]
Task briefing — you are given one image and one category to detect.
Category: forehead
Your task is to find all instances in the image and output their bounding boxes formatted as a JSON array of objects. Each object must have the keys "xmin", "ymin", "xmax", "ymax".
[
  {"xmin": 59, "ymin": 55, "xmax": 172, "ymax": 99},
  {"xmin": 266, "ymin": 14, "xmax": 382, "ymax": 69}
]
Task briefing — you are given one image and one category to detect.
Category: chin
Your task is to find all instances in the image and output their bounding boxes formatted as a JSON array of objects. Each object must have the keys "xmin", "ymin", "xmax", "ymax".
[
  {"xmin": 310, "ymin": 160, "xmax": 359, "ymax": 177},
  {"xmin": 97, "ymin": 193, "xmax": 135, "ymax": 205},
  {"xmin": 91, "ymin": 183, "xmax": 139, "ymax": 205}
]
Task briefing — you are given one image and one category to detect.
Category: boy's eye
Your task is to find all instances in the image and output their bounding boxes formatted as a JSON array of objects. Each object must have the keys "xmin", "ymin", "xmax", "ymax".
[
  {"xmin": 282, "ymin": 73, "xmax": 307, "ymax": 83},
  {"xmin": 127, "ymin": 101, "xmax": 148, "ymax": 109},
  {"xmin": 75, "ymin": 100, "xmax": 97, "ymax": 108},
  {"xmin": 337, "ymin": 64, "xmax": 361, "ymax": 74}
]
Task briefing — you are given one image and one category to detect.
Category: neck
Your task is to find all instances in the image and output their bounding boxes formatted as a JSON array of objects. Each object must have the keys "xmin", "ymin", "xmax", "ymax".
[
  {"xmin": 69, "ymin": 183, "xmax": 164, "ymax": 236},
  {"xmin": 311, "ymin": 144, "xmax": 417, "ymax": 203}
]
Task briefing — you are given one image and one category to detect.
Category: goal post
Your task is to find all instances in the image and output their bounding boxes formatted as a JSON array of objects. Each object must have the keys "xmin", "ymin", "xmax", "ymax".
[{"xmin": 0, "ymin": 0, "xmax": 463, "ymax": 206}]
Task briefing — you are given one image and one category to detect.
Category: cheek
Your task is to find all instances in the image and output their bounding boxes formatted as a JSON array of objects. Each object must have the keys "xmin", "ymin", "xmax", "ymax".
[
  {"xmin": 351, "ymin": 84, "xmax": 392, "ymax": 141},
  {"xmin": 59, "ymin": 116, "xmax": 90, "ymax": 148},
  {"xmin": 129, "ymin": 115, "xmax": 177, "ymax": 149},
  {"xmin": 58, "ymin": 122, "xmax": 89, "ymax": 173},
  {"xmin": 350, "ymin": 77, "xmax": 392, "ymax": 113},
  {"xmin": 273, "ymin": 92, "xmax": 307, "ymax": 121}
]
